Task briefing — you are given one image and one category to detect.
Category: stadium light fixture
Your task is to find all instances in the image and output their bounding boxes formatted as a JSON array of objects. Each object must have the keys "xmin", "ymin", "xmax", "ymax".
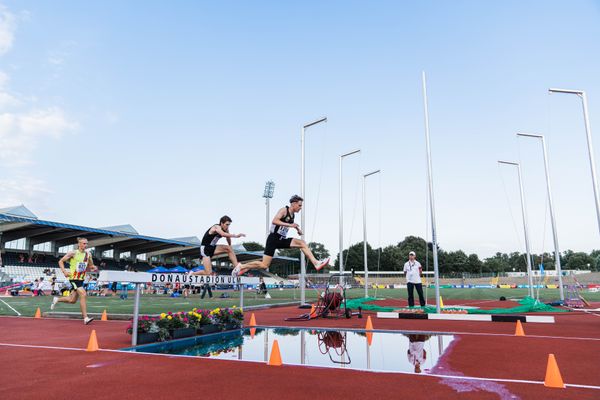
[{"xmin": 263, "ymin": 181, "xmax": 275, "ymax": 238}]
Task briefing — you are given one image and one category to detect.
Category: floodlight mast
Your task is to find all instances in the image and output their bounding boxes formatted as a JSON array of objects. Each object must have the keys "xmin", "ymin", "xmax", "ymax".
[{"xmin": 262, "ymin": 181, "xmax": 275, "ymax": 238}]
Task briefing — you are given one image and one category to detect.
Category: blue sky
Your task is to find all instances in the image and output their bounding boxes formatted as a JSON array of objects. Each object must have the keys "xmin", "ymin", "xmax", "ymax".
[{"xmin": 1, "ymin": 1, "xmax": 600, "ymax": 259}]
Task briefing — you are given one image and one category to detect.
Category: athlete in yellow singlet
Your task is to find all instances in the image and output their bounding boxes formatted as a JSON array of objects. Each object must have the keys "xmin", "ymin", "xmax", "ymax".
[{"xmin": 51, "ymin": 237, "xmax": 97, "ymax": 324}]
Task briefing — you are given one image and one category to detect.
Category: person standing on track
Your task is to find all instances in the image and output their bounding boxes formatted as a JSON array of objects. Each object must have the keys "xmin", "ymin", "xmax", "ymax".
[
  {"xmin": 189, "ymin": 216, "xmax": 246, "ymax": 276},
  {"xmin": 50, "ymin": 237, "xmax": 97, "ymax": 324},
  {"xmin": 233, "ymin": 195, "xmax": 329, "ymax": 276},
  {"xmin": 404, "ymin": 251, "xmax": 426, "ymax": 307}
]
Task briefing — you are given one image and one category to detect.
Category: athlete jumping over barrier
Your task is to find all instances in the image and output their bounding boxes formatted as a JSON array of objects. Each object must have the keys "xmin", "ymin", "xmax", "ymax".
[
  {"xmin": 232, "ymin": 195, "xmax": 329, "ymax": 276},
  {"xmin": 190, "ymin": 216, "xmax": 246, "ymax": 276}
]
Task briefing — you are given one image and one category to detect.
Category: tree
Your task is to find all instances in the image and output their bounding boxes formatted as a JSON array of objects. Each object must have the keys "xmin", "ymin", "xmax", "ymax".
[
  {"xmin": 441, "ymin": 250, "xmax": 468, "ymax": 274},
  {"xmin": 483, "ymin": 253, "xmax": 511, "ymax": 273},
  {"xmin": 242, "ymin": 241, "xmax": 264, "ymax": 251},
  {"xmin": 565, "ymin": 252, "xmax": 594, "ymax": 270},
  {"xmin": 380, "ymin": 245, "xmax": 404, "ymax": 271},
  {"xmin": 466, "ymin": 253, "xmax": 483, "ymax": 274},
  {"xmin": 334, "ymin": 242, "xmax": 380, "ymax": 271}
]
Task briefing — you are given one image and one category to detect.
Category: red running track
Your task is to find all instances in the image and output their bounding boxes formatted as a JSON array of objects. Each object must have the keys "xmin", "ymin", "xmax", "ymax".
[{"xmin": 1, "ymin": 298, "xmax": 599, "ymax": 400}]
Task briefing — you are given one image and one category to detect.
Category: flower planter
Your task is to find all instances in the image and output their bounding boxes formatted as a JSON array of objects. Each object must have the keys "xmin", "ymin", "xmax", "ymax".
[
  {"xmin": 169, "ymin": 327, "xmax": 196, "ymax": 339},
  {"xmin": 223, "ymin": 322, "xmax": 240, "ymax": 331},
  {"xmin": 198, "ymin": 324, "xmax": 221, "ymax": 335},
  {"xmin": 137, "ymin": 332, "xmax": 160, "ymax": 344}
]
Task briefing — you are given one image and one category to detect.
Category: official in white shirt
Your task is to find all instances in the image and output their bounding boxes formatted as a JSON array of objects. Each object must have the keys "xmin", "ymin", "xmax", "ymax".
[{"xmin": 403, "ymin": 251, "xmax": 425, "ymax": 307}]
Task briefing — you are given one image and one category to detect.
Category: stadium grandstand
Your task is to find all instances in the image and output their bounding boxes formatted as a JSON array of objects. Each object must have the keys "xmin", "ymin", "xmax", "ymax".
[{"xmin": 0, "ymin": 205, "xmax": 299, "ymax": 287}]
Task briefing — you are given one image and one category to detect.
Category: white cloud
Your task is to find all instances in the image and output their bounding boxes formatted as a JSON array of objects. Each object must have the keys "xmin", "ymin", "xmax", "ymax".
[
  {"xmin": 0, "ymin": 107, "xmax": 77, "ymax": 165},
  {"xmin": 0, "ymin": 5, "xmax": 78, "ymax": 171},
  {"xmin": 0, "ymin": 4, "xmax": 16, "ymax": 55},
  {"xmin": 0, "ymin": 174, "xmax": 51, "ymax": 211}
]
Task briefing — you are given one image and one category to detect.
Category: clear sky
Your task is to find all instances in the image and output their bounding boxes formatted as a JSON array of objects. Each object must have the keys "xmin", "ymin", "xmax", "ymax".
[{"xmin": 1, "ymin": 1, "xmax": 600, "ymax": 259}]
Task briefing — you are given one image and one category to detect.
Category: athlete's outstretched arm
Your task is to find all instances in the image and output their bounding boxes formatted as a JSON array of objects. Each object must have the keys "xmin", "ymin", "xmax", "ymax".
[{"xmin": 214, "ymin": 226, "xmax": 246, "ymax": 239}]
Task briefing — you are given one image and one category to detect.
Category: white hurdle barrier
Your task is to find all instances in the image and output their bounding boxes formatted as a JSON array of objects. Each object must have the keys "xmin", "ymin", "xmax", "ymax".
[{"xmin": 98, "ymin": 271, "xmax": 259, "ymax": 346}]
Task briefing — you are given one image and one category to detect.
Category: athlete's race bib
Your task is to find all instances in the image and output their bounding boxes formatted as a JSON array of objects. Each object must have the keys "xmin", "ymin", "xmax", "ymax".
[
  {"xmin": 76, "ymin": 262, "xmax": 87, "ymax": 273},
  {"xmin": 278, "ymin": 226, "xmax": 289, "ymax": 237}
]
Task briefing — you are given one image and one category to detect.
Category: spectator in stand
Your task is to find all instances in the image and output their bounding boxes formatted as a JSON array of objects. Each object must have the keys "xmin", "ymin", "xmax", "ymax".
[{"xmin": 51, "ymin": 277, "xmax": 59, "ymax": 296}]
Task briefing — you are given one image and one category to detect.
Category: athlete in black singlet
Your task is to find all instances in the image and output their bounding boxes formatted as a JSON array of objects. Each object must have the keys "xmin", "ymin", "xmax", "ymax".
[
  {"xmin": 190, "ymin": 216, "xmax": 246, "ymax": 276},
  {"xmin": 233, "ymin": 195, "xmax": 330, "ymax": 276}
]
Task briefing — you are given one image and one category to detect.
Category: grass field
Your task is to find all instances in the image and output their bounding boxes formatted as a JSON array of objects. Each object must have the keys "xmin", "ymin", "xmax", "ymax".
[{"xmin": 1, "ymin": 287, "xmax": 598, "ymax": 317}]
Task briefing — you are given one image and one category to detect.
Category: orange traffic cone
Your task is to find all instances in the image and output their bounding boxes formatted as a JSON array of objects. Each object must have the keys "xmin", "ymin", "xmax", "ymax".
[
  {"xmin": 544, "ymin": 354, "xmax": 565, "ymax": 388},
  {"xmin": 309, "ymin": 304, "xmax": 317, "ymax": 319},
  {"xmin": 365, "ymin": 315, "xmax": 374, "ymax": 331},
  {"xmin": 34, "ymin": 307, "xmax": 41, "ymax": 318},
  {"xmin": 515, "ymin": 320, "xmax": 525, "ymax": 336},
  {"xmin": 249, "ymin": 313, "xmax": 257, "ymax": 327},
  {"xmin": 268, "ymin": 340, "xmax": 282, "ymax": 366},
  {"xmin": 86, "ymin": 330, "xmax": 99, "ymax": 352},
  {"xmin": 365, "ymin": 315, "xmax": 374, "ymax": 346},
  {"xmin": 101, "ymin": 310, "xmax": 108, "ymax": 321}
]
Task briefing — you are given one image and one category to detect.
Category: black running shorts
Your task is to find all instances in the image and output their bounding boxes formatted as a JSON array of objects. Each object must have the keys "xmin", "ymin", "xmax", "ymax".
[
  {"xmin": 69, "ymin": 280, "xmax": 85, "ymax": 290},
  {"xmin": 264, "ymin": 233, "xmax": 293, "ymax": 257},
  {"xmin": 200, "ymin": 245, "xmax": 216, "ymax": 258}
]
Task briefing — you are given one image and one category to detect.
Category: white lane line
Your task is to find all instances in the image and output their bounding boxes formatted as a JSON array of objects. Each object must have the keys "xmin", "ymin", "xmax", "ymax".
[
  {"xmin": 1, "ymin": 342, "xmax": 599, "ymax": 390},
  {"xmin": 0, "ymin": 298, "xmax": 21, "ymax": 316}
]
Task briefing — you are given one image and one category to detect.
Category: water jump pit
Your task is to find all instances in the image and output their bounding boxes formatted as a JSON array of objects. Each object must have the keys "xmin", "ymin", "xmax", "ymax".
[{"xmin": 125, "ymin": 327, "xmax": 455, "ymax": 374}]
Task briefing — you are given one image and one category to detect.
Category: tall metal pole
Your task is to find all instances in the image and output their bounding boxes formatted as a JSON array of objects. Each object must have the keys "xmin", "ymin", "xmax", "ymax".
[
  {"xmin": 517, "ymin": 133, "xmax": 565, "ymax": 300},
  {"xmin": 300, "ymin": 117, "xmax": 327, "ymax": 305},
  {"xmin": 498, "ymin": 161, "xmax": 534, "ymax": 297},
  {"xmin": 549, "ymin": 88, "xmax": 600, "ymax": 236},
  {"xmin": 265, "ymin": 198, "xmax": 270, "ymax": 239},
  {"xmin": 422, "ymin": 71, "xmax": 441, "ymax": 313},
  {"xmin": 362, "ymin": 169, "xmax": 380, "ymax": 298},
  {"xmin": 131, "ymin": 283, "xmax": 141, "ymax": 346},
  {"xmin": 339, "ymin": 149, "xmax": 361, "ymax": 285}
]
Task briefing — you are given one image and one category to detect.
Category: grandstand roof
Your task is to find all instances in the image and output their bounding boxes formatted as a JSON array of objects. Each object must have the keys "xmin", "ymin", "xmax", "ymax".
[
  {"xmin": 0, "ymin": 208, "xmax": 197, "ymax": 256},
  {"xmin": 0, "ymin": 206, "xmax": 300, "ymax": 265},
  {"xmin": 0, "ymin": 205, "xmax": 38, "ymax": 219}
]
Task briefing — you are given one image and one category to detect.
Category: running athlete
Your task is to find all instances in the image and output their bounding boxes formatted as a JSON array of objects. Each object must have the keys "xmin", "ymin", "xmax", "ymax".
[
  {"xmin": 51, "ymin": 237, "xmax": 97, "ymax": 324},
  {"xmin": 232, "ymin": 195, "xmax": 329, "ymax": 276},
  {"xmin": 189, "ymin": 216, "xmax": 246, "ymax": 276}
]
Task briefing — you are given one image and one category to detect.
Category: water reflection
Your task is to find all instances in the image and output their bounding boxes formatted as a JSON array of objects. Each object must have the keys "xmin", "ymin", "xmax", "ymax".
[
  {"xmin": 161, "ymin": 328, "xmax": 453, "ymax": 374},
  {"xmin": 405, "ymin": 334, "xmax": 431, "ymax": 373},
  {"xmin": 316, "ymin": 331, "xmax": 351, "ymax": 365}
]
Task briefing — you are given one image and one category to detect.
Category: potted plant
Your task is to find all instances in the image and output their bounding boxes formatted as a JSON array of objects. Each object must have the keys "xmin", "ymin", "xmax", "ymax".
[
  {"xmin": 210, "ymin": 307, "xmax": 244, "ymax": 331},
  {"xmin": 190, "ymin": 308, "xmax": 220, "ymax": 334},
  {"xmin": 157, "ymin": 312, "xmax": 195, "ymax": 339},
  {"xmin": 126, "ymin": 316, "xmax": 161, "ymax": 344}
]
